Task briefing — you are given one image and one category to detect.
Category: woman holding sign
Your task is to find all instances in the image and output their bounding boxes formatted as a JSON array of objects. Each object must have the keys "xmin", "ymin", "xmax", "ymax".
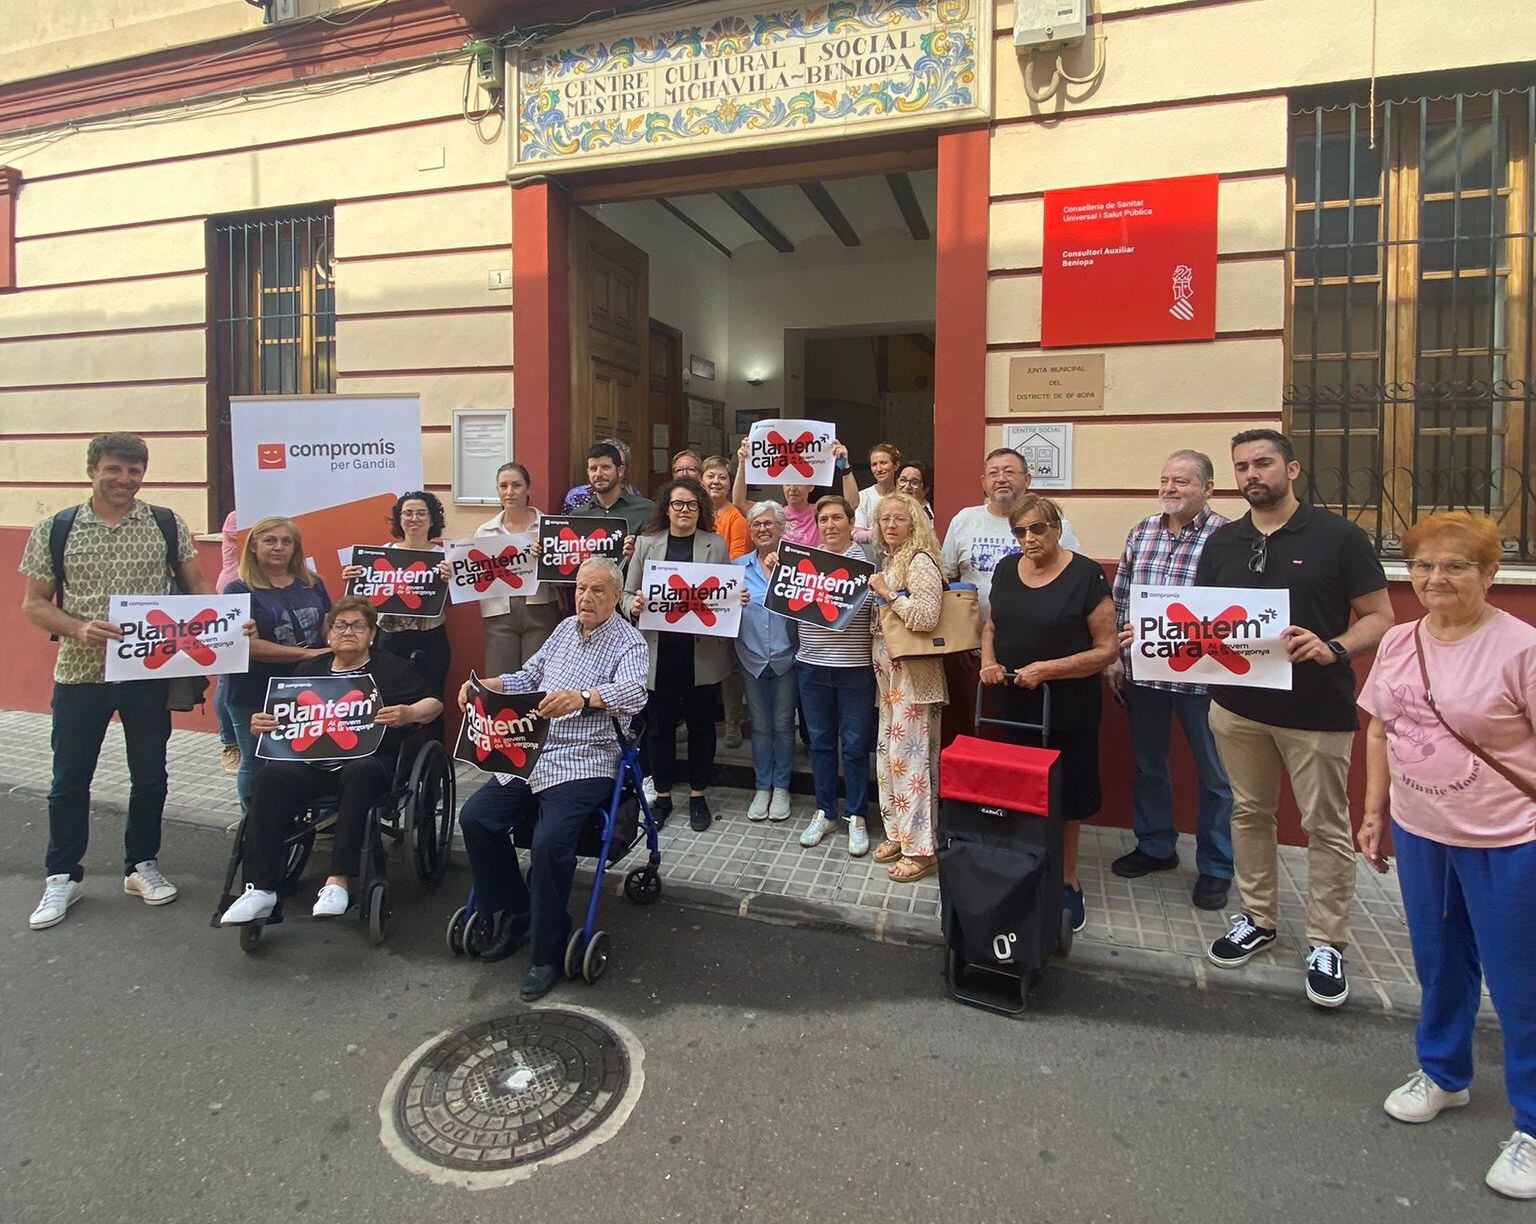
[
  {"xmin": 736, "ymin": 502, "xmax": 798, "ymax": 822},
  {"xmin": 475, "ymin": 462, "xmax": 561, "ymax": 677},
  {"xmin": 624, "ymin": 477, "xmax": 732, "ymax": 834},
  {"xmin": 980, "ymin": 494, "xmax": 1118, "ymax": 934},
  {"xmin": 868, "ymin": 493, "xmax": 948, "ymax": 882}
]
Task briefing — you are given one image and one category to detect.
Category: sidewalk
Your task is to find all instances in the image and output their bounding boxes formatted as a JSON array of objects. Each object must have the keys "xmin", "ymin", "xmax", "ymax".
[{"xmin": 0, "ymin": 708, "xmax": 1471, "ymax": 1018}]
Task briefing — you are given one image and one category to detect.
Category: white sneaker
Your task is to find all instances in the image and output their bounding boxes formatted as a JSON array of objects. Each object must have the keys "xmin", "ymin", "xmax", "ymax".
[
  {"xmin": 747, "ymin": 790, "xmax": 772, "ymax": 821},
  {"xmin": 1488, "ymin": 1131, "xmax": 1536, "ymax": 1199},
  {"xmin": 29, "ymin": 874, "xmax": 81, "ymax": 930},
  {"xmin": 641, "ymin": 775, "xmax": 658, "ymax": 805},
  {"xmin": 312, "ymin": 883, "xmax": 349, "ymax": 919},
  {"xmin": 768, "ymin": 789, "xmax": 792, "ymax": 822},
  {"xmin": 219, "ymin": 884, "xmax": 276, "ymax": 926},
  {"xmin": 847, "ymin": 817, "xmax": 870, "ymax": 857},
  {"xmin": 123, "ymin": 860, "xmax": 178, "ymax": 906},
  {"xmin": 1383, "ymin": 1069, "xmax": 1470, "ymax": 1123},
  {"xmin": 799, "ymin": 810, "xmax": 837, "ymax": 847}
]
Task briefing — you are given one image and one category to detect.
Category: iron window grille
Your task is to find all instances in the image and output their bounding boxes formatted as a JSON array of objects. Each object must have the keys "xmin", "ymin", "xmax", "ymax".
[{"xmin": 1286, "ymin": 86, "xmax": 1536, "ymax": 559}]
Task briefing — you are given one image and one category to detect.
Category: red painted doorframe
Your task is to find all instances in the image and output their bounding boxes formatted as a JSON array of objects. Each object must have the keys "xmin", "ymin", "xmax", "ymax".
[{"xmin": 509, "ymin": 129, "xmax": 990, "ymax": 510}]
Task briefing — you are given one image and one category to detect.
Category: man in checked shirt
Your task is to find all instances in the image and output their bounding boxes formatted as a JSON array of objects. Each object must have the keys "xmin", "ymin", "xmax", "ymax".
[
  {"xmin": 457, "ymin": 557, "xmax": 649, "ymax": 1002},
  {"xmin": 1104, "ymin": 450, "xmax": 1235, "ymax": 912}
]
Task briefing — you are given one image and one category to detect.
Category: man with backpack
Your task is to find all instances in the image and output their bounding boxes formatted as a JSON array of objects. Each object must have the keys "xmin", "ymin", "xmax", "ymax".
[{"xmin": 18, "ymin": 433, "xmax": 210, "ymax": 930}]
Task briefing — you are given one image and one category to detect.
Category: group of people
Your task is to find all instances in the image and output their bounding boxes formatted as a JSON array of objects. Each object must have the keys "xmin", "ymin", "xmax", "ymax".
[{"xmin": 16, "ymin": 428, "xmax": 1536, "ymax": 1199}]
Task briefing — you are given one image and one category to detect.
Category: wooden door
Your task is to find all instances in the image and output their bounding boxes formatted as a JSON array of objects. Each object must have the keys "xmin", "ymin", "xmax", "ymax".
[
  {"xmin": 648, "ymin": 320, "xmax": 683, "ymax": 490},
  {"xmin": 569, "ymin": 210, "xmax": 649, "ymax": 488}
]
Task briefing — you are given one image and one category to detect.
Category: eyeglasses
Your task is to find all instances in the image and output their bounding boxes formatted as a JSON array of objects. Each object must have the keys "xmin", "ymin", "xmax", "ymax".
[
  {"xmin": 330, "ymin": 620, "xmax": 370, "ymax": 635},
  {"xmin": 1404, "ymin": 559, "xmax": 1478, "ymax": 577},
  {"xmin": 1010, "ymin": 522, "xmax": 1054, "ymax": 538},
  {"xmin": 400, "ymin": 510, "xmax": 431, "ymax": 519},
  {"xmin": 668, "ymin": 500, "xmax": 700, "ymax": 512},
  {"xmin": 896, "ymin": 478, "xmax": 923, "ymax": 490},
  {"xmin": 1248, "ymin": 534, "xmax": 1268, "ymax": 574}
]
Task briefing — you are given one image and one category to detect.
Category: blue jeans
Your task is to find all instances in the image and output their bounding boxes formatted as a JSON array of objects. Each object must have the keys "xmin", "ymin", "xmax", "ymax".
[
  {"xmin": 796, "ymin": 663, "xmax": 874, "ymax": 820},
  {"xmin": 742, "ymin": 665, "xmax": 797, "ymax": 791},
  {"xmin": 1394, "ymin": 822, "xmax": 1536, "ymax": 1135},
  {"xmin": 47, "ymin": 680, "xmax": 171, "ymax": 879},
  {"xmin": 229, "ymin": 704, "xmax": 261, "ymax": 814},
  {"xmin": 1126, "ymin": 684, "xmax": 1233, "ymax": 877},
  {"xmin": 214, "ymin": 676, "xmax": 237, "ymax": 748}
]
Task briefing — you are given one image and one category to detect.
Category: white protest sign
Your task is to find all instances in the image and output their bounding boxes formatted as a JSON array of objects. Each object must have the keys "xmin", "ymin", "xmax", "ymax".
[
  {"xmin": 104, "ymin": 593, "xmax": 251, "ymax": 681},
  {"xmin": 743, "ymin": 418, "xmax": 837, "ymax": 486},
  {"xmin": 1129, "ymin": 584, "xmax": 1292, "ymax": 690},
  {"xmin": 444, "ymin": 534, "xmax": 542, "ymax": 604},
  {"xmin": 636, "ymin": 560, "xmax": 743, "ymax": 639}
]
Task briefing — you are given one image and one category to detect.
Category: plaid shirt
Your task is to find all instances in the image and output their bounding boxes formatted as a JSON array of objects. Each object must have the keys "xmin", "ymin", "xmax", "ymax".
[
  {"xmin": 1111, "ymin": 507, "xmax": 1228, "ymax": 694},
  {"xmin": 497, "ymin": 611, "xmax": 648, "ymax": 792}
]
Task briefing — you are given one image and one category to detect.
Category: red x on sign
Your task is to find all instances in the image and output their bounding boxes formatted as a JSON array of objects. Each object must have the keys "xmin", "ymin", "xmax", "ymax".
[
  {"xmin": 662, "ymin": 572, "xmax": 722, "ymax": 627},
  {"xmin": 142, "ymin": 608, "xmax": 219, "ymax": 669},
  {"xmin": 292, "ymin": 688, "xmax": 366, "ymax": 752},
  {"xmin": 785, "ymin": 558, "xmax": 845, "ymax": 623},
  {"xmin": 1165, "ymin": 602, "xmax": 1252, "ymax": 675},
  {"xmin": 763, "ymin": 430, "xmax": 816, "ymax": 479}
]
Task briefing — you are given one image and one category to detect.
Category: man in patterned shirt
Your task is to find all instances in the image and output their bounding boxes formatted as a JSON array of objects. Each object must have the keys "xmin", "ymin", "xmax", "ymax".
[
  {"xmin": 1104, "ymin": 450, "xmax": 1234, "ymax": 911},
  {"xmin": 456, "ymin": 557, "xmax": 649, "ymax": 1002},
  {"xmin": 18, "ymin": 434, "xmax": 210, "ymax": 930}
]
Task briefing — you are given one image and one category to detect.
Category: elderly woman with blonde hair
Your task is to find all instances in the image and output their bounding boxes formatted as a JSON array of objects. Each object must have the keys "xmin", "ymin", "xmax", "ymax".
[
  {"xmin": 867, "ymin": 492, "xmax": 949, "ymax": 882},
  {"xmin": 1357, "ymin": 510, "xmax": 1536, "ymax": 1200}
]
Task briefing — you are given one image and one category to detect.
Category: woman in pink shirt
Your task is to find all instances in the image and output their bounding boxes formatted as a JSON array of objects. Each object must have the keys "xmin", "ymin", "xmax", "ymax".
[{"xmin": 1357, "ymin": 511, "xmax": 1536, "ymax": 1200}]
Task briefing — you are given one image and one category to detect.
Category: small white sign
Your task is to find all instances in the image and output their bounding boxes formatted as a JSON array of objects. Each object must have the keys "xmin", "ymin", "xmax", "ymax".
[
  {"xmin": 104, "ymin": 594, "xmax": 251, "ymax": 681},
  {"xmin": 1003, "ymin": 422, "xmax": 1073, "ymax": 489},
  {"xmin": 743, "ymin": 417, "xmax": 837, "ymax": 486},
  {"xmin": 444, "ymin": 534, "xmax": 541, "ymax": 604},
  {"xmin": 636, "ymin": 560, "xmax": 743, "ymax": 639},
  {"xmin": 1129, "ymin": 584, "xmax": 1292, "ymax": 690}
]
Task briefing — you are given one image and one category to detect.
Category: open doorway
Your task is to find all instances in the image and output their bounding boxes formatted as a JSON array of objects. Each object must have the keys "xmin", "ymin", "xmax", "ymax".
[{"xmin": 568, "ymin": 167, "xmax": 937, "ymax": 495}]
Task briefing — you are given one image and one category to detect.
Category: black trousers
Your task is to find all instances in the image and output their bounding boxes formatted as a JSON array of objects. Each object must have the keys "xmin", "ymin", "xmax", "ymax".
[
  {"xmin": 243, "ymin": 759, "xmax": 389, "ymax": 889},
  {"xmin": 379, "ymin": 625, "xmax": 449, "ymax": 739},
  {"xmin": 646, "ymin": 648, "xmax": 719, "ymax": 793}
]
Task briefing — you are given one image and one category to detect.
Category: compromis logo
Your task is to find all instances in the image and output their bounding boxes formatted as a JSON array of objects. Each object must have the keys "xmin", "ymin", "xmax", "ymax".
[
  {"xmin": 257, "ymin": 443, "xmax": 286, "ymax": 470},
  {"xmin": 259, "ymin": 438, "xmax": 398, "ymax": 473}
]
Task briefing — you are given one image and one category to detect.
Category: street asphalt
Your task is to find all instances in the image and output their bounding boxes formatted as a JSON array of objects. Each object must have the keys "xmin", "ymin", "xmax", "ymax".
[{"xmin": 0, "ymin": 792, "xmax": 1521, "ymax": 1224}]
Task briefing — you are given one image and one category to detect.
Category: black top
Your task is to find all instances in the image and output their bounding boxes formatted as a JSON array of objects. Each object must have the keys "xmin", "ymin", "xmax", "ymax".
[
  {"xmin": 224, "ymin": 578, "xmax": 332, "ymax": 708},
  {"xmin": 989, "ymin": 551, "xmax": 1112, "ymax": 733},
  {"xmin": 1194, "ymin": 502, "xmax": 1387, "ymax": 731},
  {"xmin": 656, "ymin": 532, "xmax": 695, "ymax": 670},
  {"xmin": 291, "ymin": 650, "xmax": 435, "ymax": 759}
]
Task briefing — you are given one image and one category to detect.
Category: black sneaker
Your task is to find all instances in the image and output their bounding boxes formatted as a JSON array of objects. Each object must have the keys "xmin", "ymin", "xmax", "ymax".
[
  {"xmin": 652, "ymin": 796, "xmax": 673, "ymax": 827},
  {"xmin": 1207, "ymin": 913, "xmax": 1277, "ymax": 967},
  {"xmin": 688, "ymin": 796, "xmax": 713, "ymax": 833},
  {"xmin": 1191, "ymin": 873, "xmax": 1231, "ymax": 911},
  {"xmin": 1063, "ymin": 883, "xmax": 1086, "ymax": 933},
  {"xmin": 1305, "ymin": 944, "xmax": 1349, "ymax": 1009},
  {"xmin": 1111, "ymin": 848, "xmax": 1180, "ymax": 878}
]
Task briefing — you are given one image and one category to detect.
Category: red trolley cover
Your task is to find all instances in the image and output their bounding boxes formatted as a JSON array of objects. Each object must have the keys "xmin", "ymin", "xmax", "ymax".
[{"xmin": 938, "ymin": 734, "xmax": 1059, "ymax": 818}]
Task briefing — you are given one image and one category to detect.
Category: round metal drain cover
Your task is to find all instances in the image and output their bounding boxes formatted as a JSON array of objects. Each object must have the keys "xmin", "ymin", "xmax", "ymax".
[{"xmin": 379, "ymin": 1006, "xmax": 644, "ymax": 1189}]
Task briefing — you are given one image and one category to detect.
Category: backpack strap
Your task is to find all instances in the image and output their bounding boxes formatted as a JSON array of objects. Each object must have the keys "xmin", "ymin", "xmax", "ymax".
[
  {"xmin": 148, "ymin": 504, "xmax": 182, "ymax": 592},
  {"xmin": 48, "ymin": 504, "xmax": 82, "ymax": 609}
]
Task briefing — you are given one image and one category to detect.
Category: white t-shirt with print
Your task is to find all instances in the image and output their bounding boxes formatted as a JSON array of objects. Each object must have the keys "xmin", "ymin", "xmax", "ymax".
[{"xmin": 940, "ymin": 504, "xmax": 1082, "ymax": 618}]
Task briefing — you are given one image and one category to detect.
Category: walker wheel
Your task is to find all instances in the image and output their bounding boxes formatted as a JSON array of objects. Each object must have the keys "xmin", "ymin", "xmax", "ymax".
[
  {"xmin": 367, "ymin": 883, "xmax": 389, "ymax": 946},
  {"xmin": 1057, "ymin": 910, "xmax": 1074, "ymax": 958},
  {"xmin": 582, "ymin": 930, "xmax": 611, "ymax": 984},
  {"xmin": 445, "ymin": 906, "xmax": 468, "ymax": 956},
  {"xmin": 564, "ymin": 930, "xmax": 584, "ymax": 979},
  {"xmin": 239, "ymin": 923, "xmax": 263, "ymax": 953},
  {"xmin": 623, "ymin": 867, "xmax": 662, "ymax": 905},
  {"xmin": 463, "ymin": 911, "xmax": 492, "ymax": 958}
]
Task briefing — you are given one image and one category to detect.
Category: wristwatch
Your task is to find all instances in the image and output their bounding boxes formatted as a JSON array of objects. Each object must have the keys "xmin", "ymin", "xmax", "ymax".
[
  {"xmin": 1325, "ymin": 639, "xmax": 1348, "ymax": 663},
  {"xmin": 580, "ymin": 689, "xmax": 593, "ymax": 712}
]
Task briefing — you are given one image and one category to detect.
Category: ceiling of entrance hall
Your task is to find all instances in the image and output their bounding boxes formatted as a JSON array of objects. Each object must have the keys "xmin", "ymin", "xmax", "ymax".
[{"xmin": 643, "ymin": 170, "xmax": 937, "ymax": 257}]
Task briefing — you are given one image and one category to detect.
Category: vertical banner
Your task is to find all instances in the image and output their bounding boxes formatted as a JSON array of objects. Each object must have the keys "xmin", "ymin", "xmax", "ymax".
[
  {"xmin": 443, "ymin": 534, "xmax": 541, "ymax": 604},
  {"xmin": 1129, "ymin": 584, "xmax": 1292, "ymax": 690},
  {"xmin": 763, "ymin": 541, "xmax": 875, "ymax": 631},
  {"xmin": 635, "ymin": 560, "xmax": 744, "ymax": 638},
  {"xmin": 104, "ymin": 594, "xmax": 251, "ymax": 681},
  {"xmin": 453, "ymin": 678, "xmax": 550, "ymax": 778},
  {"xmin": 1041, "ymin": 174, "xmax": 1219, "ymax": 348},
  {"xmin": 743, "ymin": 418, "xmax": 837, "ymax": 485}
]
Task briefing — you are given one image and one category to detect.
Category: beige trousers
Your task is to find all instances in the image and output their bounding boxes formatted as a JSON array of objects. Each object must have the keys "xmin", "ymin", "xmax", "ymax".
[{"xmin": 1207, "ymin": 702, "xmax": 1357, "ymax": 948}]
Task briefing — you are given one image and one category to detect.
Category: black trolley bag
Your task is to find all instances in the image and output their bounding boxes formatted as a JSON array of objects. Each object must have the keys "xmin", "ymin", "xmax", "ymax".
[{"xmin": 936, "ymin": 681, "xmax": 1072, "ymax": 1015}]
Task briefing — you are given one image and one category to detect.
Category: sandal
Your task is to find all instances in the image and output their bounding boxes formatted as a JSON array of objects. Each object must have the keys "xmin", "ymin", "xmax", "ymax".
[
  {"xmin": 873, "ymin": 840, "xmax": 902, "ymax": 864},
  {"xmin": 888, "ymin": 856, "xmax": 937, "ymax": 883}
]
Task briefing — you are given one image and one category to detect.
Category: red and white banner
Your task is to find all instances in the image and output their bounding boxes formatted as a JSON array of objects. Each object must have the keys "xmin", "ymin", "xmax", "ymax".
[
  {"xmin": 444, "ymin": 534, "xmax": 541, "ymax": 604},
  {"xmin": 636, "ymin": 560, "xmax": 743, "ymax": 638},
  {"xmin": 1129, "ymin": 584, "xmax": 1292, "ymax": 690},
  {"xmin": 743, "ymin": 418, "xmax": 837, "ymax": 486},
  {"xmin": 104, "ymin": 593, "xmax": 251, "ymax": 681}
]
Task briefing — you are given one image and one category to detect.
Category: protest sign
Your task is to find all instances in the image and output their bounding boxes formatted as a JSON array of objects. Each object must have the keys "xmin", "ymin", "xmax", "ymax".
[
  {"xmin": 344, "ymin": 546, "xmax": 448, "ymax": 617},
  {"xmin": 104, "ymin": 593, "xmax": 251, "ymax": 682},
  {"xmin": 444, "ymin": 534, "xmax": 541, "ymax": 604},
  {"xmin": 743, "ymin": 418, "xmax": 837, "ymax": 486},
  {"xmin": 537, "ymin": 515, "xmax": 628, "ymax": 583},
  {"xmin": 1129, "ymin": 584, "xmax": 1292, "ymax": 690},
  {"xmin": 453, "ymin": 678, "xmax": 550, "ymax": 778},
  {"xmin": 763, "ymin": 542, "xmax": 875, "ymax": 632},
  {"xmin": 636, "ymin": 560, "xmax": 743, "ymax": 638},
  {"xmin": 256, "ymin": 674, "xmax": 385, "ymax": 762}
]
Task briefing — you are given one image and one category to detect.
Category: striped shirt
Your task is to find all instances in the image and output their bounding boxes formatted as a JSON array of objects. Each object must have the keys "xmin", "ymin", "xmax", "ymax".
[
  {"xmin": 496, "ymin": 611, "xmax": 649, "ymax": 792},
  {"xmin": 1110, "ymin": 506, "xmax": 1228, "ymax": 694},
  {"xmin": 794, "ymin": 541, "xmax": 875, "ymax": 669}
]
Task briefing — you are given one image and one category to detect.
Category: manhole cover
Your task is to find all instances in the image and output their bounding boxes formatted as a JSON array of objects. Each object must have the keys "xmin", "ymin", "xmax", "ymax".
[{"xmin": 379, "ymin": 1006, "xmax": 644, "ymax": 1189}]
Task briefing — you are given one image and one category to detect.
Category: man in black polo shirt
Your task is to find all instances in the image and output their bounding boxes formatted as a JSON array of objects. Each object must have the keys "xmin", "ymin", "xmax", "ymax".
[{"xmin": 1195, "ymin": 429, "xmax": 1393, "ymax": 1008}]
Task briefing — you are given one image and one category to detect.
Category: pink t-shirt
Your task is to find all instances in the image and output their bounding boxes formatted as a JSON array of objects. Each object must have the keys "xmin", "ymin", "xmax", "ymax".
[
  {"xmin": 1359, "ymin": 609, "xmax": 1536, "ymax": 848},
  {"xmin": 781, "ymin": 503, "xmax": 820, "ymax": 548}
]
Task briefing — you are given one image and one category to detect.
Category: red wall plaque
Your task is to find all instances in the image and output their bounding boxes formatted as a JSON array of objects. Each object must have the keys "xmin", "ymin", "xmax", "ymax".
[{"xmin": 1041, "ymin": 174, "xmax": 1219, "ymax": 348}]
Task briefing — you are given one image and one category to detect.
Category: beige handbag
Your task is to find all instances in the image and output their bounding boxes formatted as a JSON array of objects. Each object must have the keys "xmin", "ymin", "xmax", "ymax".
[{"xmin": 879, "ymin": 575, "xmax": 982, "ymax": 660}]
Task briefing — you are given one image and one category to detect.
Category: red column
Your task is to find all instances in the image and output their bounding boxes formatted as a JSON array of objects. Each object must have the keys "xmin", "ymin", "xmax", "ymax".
[
  {"xmin": 0, "ymin": 167, "xmax": 21, "ymax": 292},
  {"xmin": 932, "ymin": 128, "xmax": 989, "ymax": 526},
  {"xmin": 511, "ymin": 178, "xmax": 571, "ymax": 505}
]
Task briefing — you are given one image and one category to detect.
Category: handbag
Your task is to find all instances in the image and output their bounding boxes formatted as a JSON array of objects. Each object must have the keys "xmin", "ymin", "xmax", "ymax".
[
  {"xmin": 1412, "ymin": 618, "xmax": 1536, "ymax": 803},
  {"xmin": 879, "ymin": 556, "xmax": 981, "ymax": 659}
]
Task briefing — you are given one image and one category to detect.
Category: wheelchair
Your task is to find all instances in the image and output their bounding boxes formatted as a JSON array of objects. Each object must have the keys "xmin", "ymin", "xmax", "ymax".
[
  {"xmin": 211, "ymin": 731, "xmax": 457, "ymax": 952},
  {"xmin": 445, "ymin": 717, "xmax": 662, "ymax": 985}
]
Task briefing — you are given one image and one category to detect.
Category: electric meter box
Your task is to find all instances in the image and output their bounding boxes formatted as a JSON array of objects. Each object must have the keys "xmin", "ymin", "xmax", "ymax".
[{"xmin": 1013, "ymin": 0, "xmax": 1089, "ymax": 50}]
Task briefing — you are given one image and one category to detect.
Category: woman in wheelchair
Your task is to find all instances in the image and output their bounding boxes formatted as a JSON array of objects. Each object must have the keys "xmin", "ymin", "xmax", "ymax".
[{"xmin": 219, "ymin": 596, "xmax": 443, "ymax": 925}]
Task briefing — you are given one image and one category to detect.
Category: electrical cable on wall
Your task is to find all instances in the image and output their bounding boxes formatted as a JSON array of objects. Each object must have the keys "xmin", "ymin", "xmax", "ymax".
[{"xmin": 1019, "ymin": 0, "xmax": 1108, "ymax": 105}]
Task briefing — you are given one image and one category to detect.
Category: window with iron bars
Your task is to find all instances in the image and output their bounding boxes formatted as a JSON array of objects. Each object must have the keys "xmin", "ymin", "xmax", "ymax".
[
  {"xmin": 1286, "ymin": 86, "xmax": 1535, "ymax": 559},
  {"xmin": 208, "ymin": 207, "xmax": 336, "ymax": 521}
]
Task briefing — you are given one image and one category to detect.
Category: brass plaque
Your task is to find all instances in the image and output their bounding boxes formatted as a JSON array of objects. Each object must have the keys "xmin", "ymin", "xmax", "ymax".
[{"xmin": 1006, "ymin": 354, "xmax": 1105, "ymax": 413}]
